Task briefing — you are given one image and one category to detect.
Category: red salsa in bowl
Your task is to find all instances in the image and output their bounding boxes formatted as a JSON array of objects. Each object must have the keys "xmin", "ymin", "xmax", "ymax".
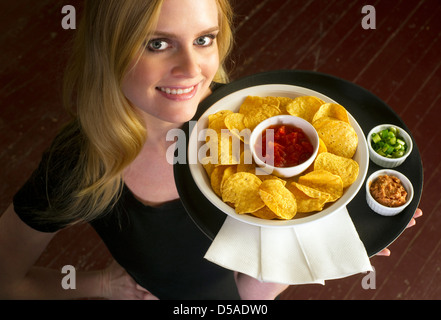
[
  {"xmin": 249, "ymin": 115, "xmax": 319, "ymax": 178},
  {"xmin": 254, "ymin": 124, "xmax": 314, "ymax": 168}
]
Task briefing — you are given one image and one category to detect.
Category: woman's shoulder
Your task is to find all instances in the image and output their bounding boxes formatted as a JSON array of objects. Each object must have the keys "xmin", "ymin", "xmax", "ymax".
[
  {"xmin": 30, "ymin": 119, "xmax": 84, "ymax": 183},
  {"xmin": 48, "ymin": 120, "xmax": 83, "ymax": 157},
  {"xmin": 39, "ymin": 120, "xmax": 84, "ymax": 185},
  {"xmin": 12, "ymin": 120, "xmax": 85, "ymax": 232}
]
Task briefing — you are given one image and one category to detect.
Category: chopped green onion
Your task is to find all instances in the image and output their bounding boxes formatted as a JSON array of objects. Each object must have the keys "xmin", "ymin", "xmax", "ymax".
[
  {"xmin": 372, "ymin": 133, "xmax": 381, "ymax": 143},
  {"xmin": 371, "ymin": 126, "xmax": 408, "ymax": 159}
]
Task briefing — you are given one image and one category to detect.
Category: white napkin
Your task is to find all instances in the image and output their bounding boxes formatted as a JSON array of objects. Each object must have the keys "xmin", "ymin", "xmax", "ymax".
[{"xmin": 204, "ymin": 206, "xmax": 373, "ymax": 285}]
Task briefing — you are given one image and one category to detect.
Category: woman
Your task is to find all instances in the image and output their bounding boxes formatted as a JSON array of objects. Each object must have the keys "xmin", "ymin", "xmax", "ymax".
[
  {"xmin": 0, "ymin": 0, "xmax": 422, "ymax": 299},
  {"xmin": 0, "ymin": 0, "xmax": 291, "ymax": 300}
]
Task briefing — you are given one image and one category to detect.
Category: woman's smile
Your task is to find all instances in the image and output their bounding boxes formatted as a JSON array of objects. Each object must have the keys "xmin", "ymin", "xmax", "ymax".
[{"xmin": 156, "ymin": 83, "xmax": 199, "ymax": 101}]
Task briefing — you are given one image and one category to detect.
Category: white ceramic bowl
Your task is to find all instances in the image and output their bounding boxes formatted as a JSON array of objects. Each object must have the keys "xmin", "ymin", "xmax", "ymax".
[
  {"xmin": 367, "ymin": 124, "xmax": 413, "ymax": 168},
  {"xmin": 249, "ymin": 115, "xmax": 319, "ymax": 178},
  {"xmin": 365, "ymin": 169, "xmax": 414, "ymax": 216},
  {"xmin": 188, "ymin": 84, "xmax": 369, "ymax": 227}
]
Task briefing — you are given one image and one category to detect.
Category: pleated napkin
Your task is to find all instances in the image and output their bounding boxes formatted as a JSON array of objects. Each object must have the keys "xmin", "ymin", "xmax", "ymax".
[{"xmin": 204, "ymin": 206, "xmax": 373, "ymax": 285}]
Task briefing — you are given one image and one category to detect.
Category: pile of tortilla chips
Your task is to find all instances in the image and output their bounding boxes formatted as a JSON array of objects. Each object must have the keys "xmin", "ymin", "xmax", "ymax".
[{"xmin": 202, "ymin": 95, "xmax": 360, "ymax": 220}]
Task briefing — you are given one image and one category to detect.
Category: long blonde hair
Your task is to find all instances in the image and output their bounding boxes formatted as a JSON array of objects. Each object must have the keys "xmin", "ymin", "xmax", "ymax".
[{"xmin": 43, "ymin": 0, "xmax": 234, "ymax": 226}]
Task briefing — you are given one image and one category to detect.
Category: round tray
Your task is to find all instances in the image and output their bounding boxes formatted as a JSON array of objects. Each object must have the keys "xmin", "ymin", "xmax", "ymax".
[{"xmin": 174, "ymin": 70, "xmax": 423, "ymax": 257}]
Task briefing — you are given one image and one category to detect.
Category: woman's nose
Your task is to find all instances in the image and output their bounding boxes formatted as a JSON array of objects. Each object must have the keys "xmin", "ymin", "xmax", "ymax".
[{"xmin": 171, "ymin": 48, "xmax": 201, "ymax": 78}]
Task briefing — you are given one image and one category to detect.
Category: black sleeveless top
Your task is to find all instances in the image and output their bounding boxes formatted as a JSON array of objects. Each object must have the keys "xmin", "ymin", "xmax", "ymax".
[
  {"xmin": 13, "ymin": 84, "xmax": 240, "ymax": 299},
  {"xmin": 89, "ymin": 186, "xmax": 239, "ymax": 299}
]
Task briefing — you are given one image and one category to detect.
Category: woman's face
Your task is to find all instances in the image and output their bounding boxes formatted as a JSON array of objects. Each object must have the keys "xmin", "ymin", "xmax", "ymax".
[{"xmin": 122, "ymin": 0, "xmax": 220, "ymax": 126}]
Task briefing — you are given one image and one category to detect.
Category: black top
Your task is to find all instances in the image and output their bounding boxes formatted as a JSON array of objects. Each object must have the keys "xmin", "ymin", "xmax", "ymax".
[
  {"xmin": 12, "ymin": 88, "xmax": 240, "ymax": 299},
  {"xmin": 13, "ymin": 145, "xmax": 239, "ymax": 300},
  {"xmin": 90, "ymin": 186, "xmax": 239, "ymax": 299}
]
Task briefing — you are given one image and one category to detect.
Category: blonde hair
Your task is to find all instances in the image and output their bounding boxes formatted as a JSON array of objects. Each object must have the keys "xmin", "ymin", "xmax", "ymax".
[{"xmin": 43, "ymin": 0, "xmax": 234, "ymax": 226}]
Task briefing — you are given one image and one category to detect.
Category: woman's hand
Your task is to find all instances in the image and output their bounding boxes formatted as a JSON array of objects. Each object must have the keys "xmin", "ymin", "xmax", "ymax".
[
  {"xmin": 376, "ymin": 208, "xmax": 423, "ymax": 256},
  {"xmin": 101, "ymin": 260, "xmax": 159, "ymax": 300},
  {"xmin": 234, "ymin": 272, "xmax": 288, "ymax": 300}
]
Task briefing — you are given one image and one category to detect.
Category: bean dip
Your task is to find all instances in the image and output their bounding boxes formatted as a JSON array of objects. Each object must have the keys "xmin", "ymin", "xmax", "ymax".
[{"xmin": 369, "ymin": 175, "xmax": 407, "ymax": 207}]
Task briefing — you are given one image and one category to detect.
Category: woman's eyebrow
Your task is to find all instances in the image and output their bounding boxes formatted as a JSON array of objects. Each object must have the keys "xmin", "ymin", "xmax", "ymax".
[{"xmin": 151, "ymin": 26, "xmax": 220, "ymax": 39}]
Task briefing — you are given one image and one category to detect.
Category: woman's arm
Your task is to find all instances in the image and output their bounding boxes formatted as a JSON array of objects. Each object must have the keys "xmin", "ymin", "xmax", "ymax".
[
  {"xmin": 0, "ymin": 204, "xmax": 158, "ymax": 300},
  {"xmin": 0, "ymin": 204, "xmax": 104, "ymax": 299}
]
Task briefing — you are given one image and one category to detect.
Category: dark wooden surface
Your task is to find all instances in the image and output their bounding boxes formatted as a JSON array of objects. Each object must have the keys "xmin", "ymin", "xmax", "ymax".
[{"xmin": 1, "ymin": 0, "xmax": 440, "ymax": 299}]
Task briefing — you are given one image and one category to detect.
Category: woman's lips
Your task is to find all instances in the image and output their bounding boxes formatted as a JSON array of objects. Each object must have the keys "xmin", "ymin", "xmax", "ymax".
[
  {"xmin": 156, "ymin": 84, "xmax": 198, "ymax": 101},
  {"xmin": 159, "ymin": 86, "xmax": 195, "ymax": 95}
]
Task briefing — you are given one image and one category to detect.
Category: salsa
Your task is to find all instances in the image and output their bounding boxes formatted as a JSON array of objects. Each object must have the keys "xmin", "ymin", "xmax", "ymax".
[
  {"xmin": 255, "ymin": 124, "xmax": 314, "ymax": 168},
  {"xmin": 369, "ymin": 175, "xmax": 407, "ymax": 207}
]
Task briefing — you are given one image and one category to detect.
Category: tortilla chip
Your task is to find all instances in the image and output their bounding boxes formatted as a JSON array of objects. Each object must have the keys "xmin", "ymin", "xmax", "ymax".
[
  {"xmin": 298, "ymin": 170, "xmax": 343, "ymax": 202},
  {"xmin": 312, "ymin": 103, "xmax": 349, "ymax": 124},
  {"xmin": 222, "ymin": 172, "xmax": 265, "ymax": 214},
  {"xmin": 224, "ymin": 112, "xmax": 249, "ymax": 142},
  {"xmin": 286, "ymin": 96, "xmax": 324, "ymax": 123},
  {"xmin": 250, "ymin": 206, "xmax": 279, "ymax": 220},
  {"xmin": 239, "ymin": 96, "xmax": 281, "ymax": 130},
  {"xmin": 314, "ymin": 152, "xmax": 359, "ymax": 188},
  {"xmin": 288, "ymin": 182, "xmax": 331, "ymax": 212},
  {"xmin": 313, "ymin": 117, "xmax": 358, "ymax": 158},
  {"xmin": 259, "ymin": 179, "xmax": 297, "ymax": 219}
]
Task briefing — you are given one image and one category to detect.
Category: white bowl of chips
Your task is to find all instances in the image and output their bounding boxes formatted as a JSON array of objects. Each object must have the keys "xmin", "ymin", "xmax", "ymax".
[{"xmin": 187, "ymin": 84, "xmax": 368, "ymax": 227}]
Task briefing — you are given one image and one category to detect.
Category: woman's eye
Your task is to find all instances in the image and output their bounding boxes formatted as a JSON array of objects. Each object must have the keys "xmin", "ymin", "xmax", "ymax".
[
  {"xmin": 194, "ymin": 35, "xmax": 215, "ymax": 47},
  {"xmin": 147, "ymin": 39, "xmax": 170, "ymax": 52}
]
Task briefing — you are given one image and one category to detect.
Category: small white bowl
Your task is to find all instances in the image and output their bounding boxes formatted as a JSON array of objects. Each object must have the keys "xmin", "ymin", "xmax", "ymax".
[
  {"xmin": 366, "ymin": 169, "xmax": 414, "ymax": 216},
  {"xmin": 367, "ymin": 124, "xmax": 413, "ymax": 168},
  {"xmin": 249, "ymin": 115, "xmax": 319, "ymax": 178}
]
